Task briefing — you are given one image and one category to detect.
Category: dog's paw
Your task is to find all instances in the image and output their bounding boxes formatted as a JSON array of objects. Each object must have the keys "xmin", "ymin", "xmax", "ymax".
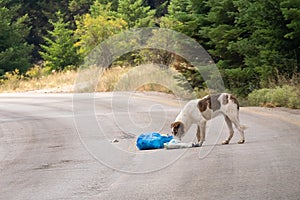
[
  {"xmin": 238, "ymin": 140, "xmax": 245, "ymax": 144},
  {"xmin": 192, "ymin": 143, "xmax": 202, "ymax": 147},
  {"xmin": 222, "ymin": 140, "xmax": 229, "ymax": 145}
]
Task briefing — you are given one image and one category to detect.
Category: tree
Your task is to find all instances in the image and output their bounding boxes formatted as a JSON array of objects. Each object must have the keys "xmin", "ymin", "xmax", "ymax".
[
  {"xmin": 0, "ymin": 1, "xmax": 33, "ymax": 74},
  {"xmin": 75, "ymin": 2, "xmax": 127, "ymax": 57},
  {"xmin": 281, "ymin": 0, "xmax": 300, "ymax": 71},
  {"xmin": 40, "ymin": 12, "xmax": 81, "ymax": 71},
  {"xmin": 228, "ymin": 0, "xmax": 293, "ymax": 88},
  {"xmin": 201, "ymin": 0, "xmax": 259, "ymax": 95},
  {"xmin": 201, "ymin": 0, "xmax": 298, "ymax": 95},
  {"xmin": 13, "ymin": 0, "xmax": 70, "ymax": 62},
  {"xmin": 95, "ymin": 0, "xmax": 119, "ymax": 11},
  {"xmin": 69, "ymin": 0, "xmax": 94, "ymax": 16},
  {"xmin": 202, "ymin": 0, "xmax": 241, "ymax": 64},
  {"xmin": 159, "ymin": 0, "xmax": 211, "ymax": 93},
  {"xmin": 281, "ymin": 0, "xmax": 300, "ymax": 41},
  {"xmin": 117, "ymin": 0, "xmax": 155, "ymax": 28},
  {"xmin": 146, "ymin": 0, "xmax": 170, "ymax": 17}
]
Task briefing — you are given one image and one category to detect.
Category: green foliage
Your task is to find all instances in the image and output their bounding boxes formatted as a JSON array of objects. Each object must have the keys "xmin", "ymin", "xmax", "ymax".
[
  {"xmin": 223, "ymin": 67, "xmax": 258, "ymax": 97},
  {"xmin": 229, "ymin": 0, "xmax": 292, "ymax": 87},
  {"xmin": 12, "ymin": 0, "xmax": 70, "ymax": 62},
  {"xmin": 75, "ymin": 3, "xmax": 127, "ymax": 56},
  {"xmin": 40, "ymin": 12, "xmax": 81, "ymax": 71},
  {"xmin": 281, "ymin": 0, "xmax": 300, "ymax": 41},
  {"xmin": 159, "ymin": 0, "xmax": 210, "ymax": 93},
  {"xmin": 248, "ymin": 85, "xmax": 300, "ymax": 108},
  {"xmin": 164, "ymin": 0, "xmax": 300, "ymax": 96},
  {"xmin": 0, "ymin": 1, "xmax": 33, "ymax": 73},
  {"xmin": 163, "ymin": 0, "xmax": 209, "ymax": 41},
  {"xmin": 69, "ymin": 0, "xmax": 94, "ymax": 16},
  {"xmin": 280, "ymin": 0, "xmax": 300, "ymax": 71},
  {"xmin": 117, "ymin": 0, "xmax": 155, "ymax": 28}
]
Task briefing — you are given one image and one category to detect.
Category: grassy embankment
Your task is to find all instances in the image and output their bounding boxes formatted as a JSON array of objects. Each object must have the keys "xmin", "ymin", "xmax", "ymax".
[
  {"xmin": 0, "ymin": 65, "xmax": 299, "ymax": 108},
  {"xmin": 0, "ymin": 65, "xmax": 177, "ymax": 94}
]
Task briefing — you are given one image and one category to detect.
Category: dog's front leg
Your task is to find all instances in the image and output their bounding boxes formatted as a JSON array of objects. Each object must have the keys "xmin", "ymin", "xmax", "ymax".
[
  {"xmin": 196, "ymin": 125, "xmax": 201, "ymax": 143},
  {"xmin": 195, "ymin": 122, "xmax": 206, "ymax": 147}
]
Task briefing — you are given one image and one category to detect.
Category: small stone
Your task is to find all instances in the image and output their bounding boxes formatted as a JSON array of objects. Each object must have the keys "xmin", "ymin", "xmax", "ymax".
[{"xmin": 112, "ymin": 138, "xmax": 119, "ymax": 143}]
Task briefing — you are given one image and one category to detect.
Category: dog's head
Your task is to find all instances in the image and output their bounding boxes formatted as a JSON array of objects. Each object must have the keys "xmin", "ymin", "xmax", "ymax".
[{"xmin": 171, "ymin": 121, "xmax": 185, "ymax": 140}]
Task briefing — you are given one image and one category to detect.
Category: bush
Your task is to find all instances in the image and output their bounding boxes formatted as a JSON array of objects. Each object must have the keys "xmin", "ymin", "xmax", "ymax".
[
  {"xmin": 25, "ymin": 65, "xmax": 42, "ymax": 79},
  {"xmin": 248, "ymin": 88, "xmax": 271, "ymax": 106},
  {"xmin": 248, "ymin": 85, "xmax": 300, "ymax": 108},
  {"xmin": 0, "ymin": 69, "xmax": 23, "ymax": 91}
]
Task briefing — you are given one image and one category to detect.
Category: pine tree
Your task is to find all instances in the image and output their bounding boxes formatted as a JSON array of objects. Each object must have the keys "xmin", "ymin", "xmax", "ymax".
[
  {"xmin": 117, "ymin": 0, "xmax": 155, "ymax": 28},
  {"xmin": 40, "ymin": 12, "xmax": 81, "ymax": 71},
  {"xmin": 13, "ymin": 0, "xmax": 70, "ymax": 62},
  {"xmin": 162, "ymin": 0, "xmax": 209, "ymax": 43},
  {"xmin": 0, "ymin": 1, "xmax": 33, "ymax": 74},
  {"xmin": 281, "ymin": 0, "xmax": 300, "ymax": 71},
  {"xmin": 227, "ymin": 0, "xmax": 291, "ymax": 88},
  {"xmin": 202, "ymin": 0, "xmax": 297, "ymax": 95},
  {"xmin": 69, "ymin": 0, "xmax": 94, "ymax": 16},
  {"xmin": 159, "ymin": 0, "xmax": 210, "ymax": 92},
  {"xmin": 281, "ymin": 0, "xmax": 300, "ymax": 41}
]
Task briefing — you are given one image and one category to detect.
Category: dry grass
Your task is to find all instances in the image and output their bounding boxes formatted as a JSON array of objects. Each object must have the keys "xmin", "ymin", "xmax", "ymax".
[
  {"xmin": 0, "ymin": 65, "xmax": 186, "ymax": 94},
  {"xmin": 0, "ymin": 69, "xmax": 78, "ymax": 93}
]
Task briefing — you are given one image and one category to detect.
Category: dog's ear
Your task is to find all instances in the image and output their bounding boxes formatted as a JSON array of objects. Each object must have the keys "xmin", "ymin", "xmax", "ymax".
[
  {"xmin": 171, "ymin": 122, "xmax": 176, "ymax": 128},
  {"xmin": 171, "ymin": 121, "xmax": 181, "ymax": 128},
  {"xmin": 170, "ymin": 122, "xmax": 174, "ymax": 128}
]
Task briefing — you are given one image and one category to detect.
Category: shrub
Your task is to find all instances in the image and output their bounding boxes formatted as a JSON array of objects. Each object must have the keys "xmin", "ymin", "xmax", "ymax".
[
  {"xmin": 0, "ymin": 69, "xmax": 23, "ymax": 91},
  {"xmin": 248, "ymin": 85, "xmax": 300, "ymax": 108},
  {"xmin": 248, "ymin": 88, "xmax": 272, "ymax": 106},
  {"xmin": 25, "ymin": 65, "xmax": 42, "ymax": 79}
]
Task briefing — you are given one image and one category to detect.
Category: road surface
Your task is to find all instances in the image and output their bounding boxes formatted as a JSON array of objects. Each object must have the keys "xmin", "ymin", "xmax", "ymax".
[{"xmin": 0, "ymin": 92, "xmax": 299, "ymax": 200}]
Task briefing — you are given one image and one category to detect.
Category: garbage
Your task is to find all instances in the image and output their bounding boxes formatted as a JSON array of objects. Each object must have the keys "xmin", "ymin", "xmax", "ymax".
[
  {"xmin": 164, "ymin": 139, "xmax": 191, "ymax": 149},
  {"xmin": 136, "ymin": 132, "xmax": 173, "ymax": 150},
  {"xmin": 164, "ymin": 139, "xmax": 202, "ymax": 149}
]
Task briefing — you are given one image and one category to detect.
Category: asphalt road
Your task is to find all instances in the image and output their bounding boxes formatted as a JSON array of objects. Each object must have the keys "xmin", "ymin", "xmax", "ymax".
[{"xmin": 0, "ymin": 92, "xmax": 300, "ymax": 200}]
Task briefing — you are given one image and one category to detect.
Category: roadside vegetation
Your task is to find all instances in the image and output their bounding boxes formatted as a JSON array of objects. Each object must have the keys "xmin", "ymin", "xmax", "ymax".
[
  {"xmin": 0, "ymin": 0, "xmax": 299, "ymax": 108},
  {"xmin": 248, "ymin": 73, "xmax": 300, "ymax": 109}
]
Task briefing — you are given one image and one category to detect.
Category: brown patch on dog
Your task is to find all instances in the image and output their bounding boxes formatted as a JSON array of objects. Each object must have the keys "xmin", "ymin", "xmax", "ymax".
[
  {"xmin": 198, "ymin": 97, "xmax": 209, "ymax": 112},
  {"xmin": 198, "ymin": 94, "xmax": 222, "ymax": 112},
  {"xmin": 230, "ymin": 95, "xmax": 240, "ymax": 110}
]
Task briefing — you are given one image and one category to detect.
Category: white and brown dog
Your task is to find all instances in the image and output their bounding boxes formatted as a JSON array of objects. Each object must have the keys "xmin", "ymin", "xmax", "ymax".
[{"xmin": 171, "ymin": 93, "xmax": 246, "ymax": 147}]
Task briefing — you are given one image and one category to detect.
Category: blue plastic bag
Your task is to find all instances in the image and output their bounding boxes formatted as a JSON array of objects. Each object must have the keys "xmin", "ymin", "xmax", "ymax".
[{"xmin": 136, "ymin": 132, "xmax": 173, "ymax": 150}]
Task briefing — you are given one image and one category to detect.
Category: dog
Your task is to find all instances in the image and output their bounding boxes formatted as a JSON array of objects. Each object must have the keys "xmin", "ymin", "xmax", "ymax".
[{"xmin": 171, "ymin": 93, "xmax": 246, "ymax": 146}]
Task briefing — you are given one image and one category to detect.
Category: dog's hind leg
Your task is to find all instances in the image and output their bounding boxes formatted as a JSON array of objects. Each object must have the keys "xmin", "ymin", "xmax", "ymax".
[
  {"xmin": 232, "ymin": 118, "xmax": 245, "ymax": 144},
  {"xmin": 236, "ymin": 124, "xmax": 245, "ymax": 144},
  {"xmin": 222, "ymin": 115, "xmax": 234, "ymax": 145}
]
